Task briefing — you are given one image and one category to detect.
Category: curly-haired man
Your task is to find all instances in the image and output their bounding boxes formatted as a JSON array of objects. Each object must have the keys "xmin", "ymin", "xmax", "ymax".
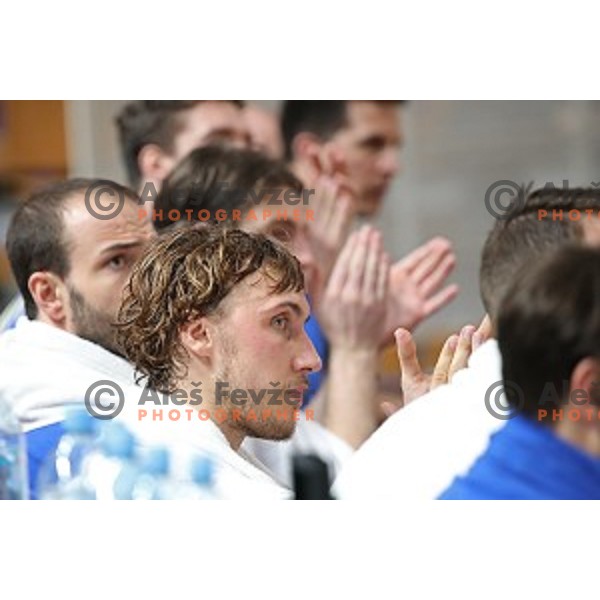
[{"xmin": 117, "ymin": 226, "xmax": 323, "ymax": 497}]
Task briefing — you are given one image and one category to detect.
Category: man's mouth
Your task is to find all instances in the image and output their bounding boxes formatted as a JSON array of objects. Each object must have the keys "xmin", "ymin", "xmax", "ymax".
[{"xmin": 287, "ymin": 383, "xmax": 308, "ymax": 406}]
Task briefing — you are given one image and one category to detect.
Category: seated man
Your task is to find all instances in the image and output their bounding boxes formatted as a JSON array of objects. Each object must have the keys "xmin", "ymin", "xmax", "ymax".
[
  {"xmin": 441, "ymin": 244, "xmax": 600, "ymax": 499},
  {"xmin": 151, "ymin": 146, "xmax": 390, "ymax": 480},
  {"xmin": 155, "ymin": 144, "xmax": 456, "ymax": 451},
  {"xmin": 1, "ymin": 178, "xmax": 156, "ymax": 496},
  {"xmin": 116, "ymin": 226, "xmax": 323, "ymax": 498},
  {"xmin": 0, "ymin": 100, "xmax": 253, "ymax": 332}
]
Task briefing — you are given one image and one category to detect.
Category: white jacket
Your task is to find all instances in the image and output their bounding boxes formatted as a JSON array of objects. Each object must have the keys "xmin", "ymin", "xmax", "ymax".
[
  {"xmin": 0, "ymin": 317, "xmax": 345, "ymax": 499},
  {"xmin": 332, "ymin": 339, "xmax": 506, "ymax": 500}
]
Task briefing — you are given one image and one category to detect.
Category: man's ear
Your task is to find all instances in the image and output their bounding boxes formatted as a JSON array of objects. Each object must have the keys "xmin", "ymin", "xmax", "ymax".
[
  {"xmin": 292, "ymin": 132, "xmax": 323, "ymax": 171},
  {"xmin": 569, "ymin": 357, "xmax": 600, "ymax": 411},
  {"xmin": 180, "ymin": 317, "xmax": 214, "ymax": 360},
  {"xmin": 137, "ymin": 143, "xmax": 175, "ymax": 188},
  {"xmin": 28, "ymin": 271, "xmax": 67, "ymax": 326}
]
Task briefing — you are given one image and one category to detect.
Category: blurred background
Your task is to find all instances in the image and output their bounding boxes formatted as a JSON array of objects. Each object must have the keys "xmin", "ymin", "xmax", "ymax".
[{"xmin": 1, "ymin": 100, "xmax": 599, "ymax": 368}]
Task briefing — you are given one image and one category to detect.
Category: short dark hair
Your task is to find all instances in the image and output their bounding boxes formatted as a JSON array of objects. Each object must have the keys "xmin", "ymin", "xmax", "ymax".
[
  {"xmin": 479, "ymin": 187, "xmax": 600, "ymax": 322},
  {"xmin": 153, "ymin": 145, "xmax": 303, "ymax": 231},
  {"xmin": 5, "ymin": 178, "xmax": 138, "ymax": 319},
  {"xmin": 281, "ymin": 100, "xmax": 405, "ymax": 161},
  {"xmin": 116, "ymin": 226, "xmax": 304, "ymax": 392},
  {"xmin": 115, "ymin": 101, "xmax": 244, "ymax": 187},
  {"xmin": 498, "ymin": 245, "xmax": 600, "ymax": 422}
]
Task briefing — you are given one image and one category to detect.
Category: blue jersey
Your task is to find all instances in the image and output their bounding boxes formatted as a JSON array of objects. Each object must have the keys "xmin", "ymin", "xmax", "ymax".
[
  {"xmin": 304, "ymin": 314, "xmax": 328, "ymax": 407},
  {"xmin": 440, "ymin": 414, "xmax": 600, "ymax": 500}
]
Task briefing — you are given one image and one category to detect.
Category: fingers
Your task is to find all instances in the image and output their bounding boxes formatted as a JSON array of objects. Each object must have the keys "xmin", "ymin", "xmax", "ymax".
[
  {"xmin": 329, "ymin": 191, "xmax": 354, "ymax": 246},
  {"xmin": 305, "ymin": 148, "xmax": 326, "ymax": 185},
  {"xmin": 395, "ymin": 327, "xmax": 422, "ymax": 385},
  {"xmin": 326, "ymin": 229, "xmax": 358, "ymax": 295},
  {"xmin": 409, "ymin": 239, "xmax": 455, "ymax": 287},
  {"xmin": 417, "ymin": 252, "xmax": 457, "ymax": 299},
  {"xmin": 315, "ymin": 177, "xmax": 353, "ymax": 252},
  {"xmin": 346, "ymin": 227, "xmax": 371, "ymax": 294},
  {"xmin": 394, "ymin": 237, "xmax": 452, "ymax": 276},
  {"xmin": 447, "ymin": 325, "xmax": 475, "ymax": 381},
  {"xmin": 376, "ymin": 252, "xmax": 391, "ymax": 302},
  {"xmin": 362, "ymin": 230, "xmax": 381, "ymax": 299},
  {"xmin": 311, "ymin": 176, "xmax": 337, "ymax": 228},
  {"xmin": 430, "ymin": 334, "xmax": 459, "ymax": 389},
  {"xmin": 472, "ymin": 314, "xmax": 492, "ymax": 351},
  {"xmin": 421, "ymin": 284, "xmax": 460, "ymax": 320},
  {"xmin": 310, "ymin": 174, "xmax": 354, "ymax": 252}
]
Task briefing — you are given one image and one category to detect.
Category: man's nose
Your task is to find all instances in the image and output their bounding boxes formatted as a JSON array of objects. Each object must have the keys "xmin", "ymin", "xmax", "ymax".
[
  {"xmin": 380, "ymin": 147, "xmax": 400, "ymax": 178},
  {"xmin": 294, "ymin": 333, "xmax": 323, "ymax": 374}
]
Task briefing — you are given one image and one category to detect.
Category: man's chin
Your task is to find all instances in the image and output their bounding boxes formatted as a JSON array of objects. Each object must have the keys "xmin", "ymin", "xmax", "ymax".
[
  {"xmin": 356, "ymin": 193, "xmax": 385, "ymax": 217},
  {"xmin": 247, "ymin": 420, "xmax": 297, "ymax": 442}
]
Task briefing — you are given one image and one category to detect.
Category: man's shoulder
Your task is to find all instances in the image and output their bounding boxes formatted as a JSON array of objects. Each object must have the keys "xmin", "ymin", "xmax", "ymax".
[{"xmin": 332, "ymin": 339, "xmax": 504, "ymax": 499}]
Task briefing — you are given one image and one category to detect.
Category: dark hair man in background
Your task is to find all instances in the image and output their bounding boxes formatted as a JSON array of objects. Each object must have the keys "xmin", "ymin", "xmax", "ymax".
[
  {"xmin": 282, "ymin": 100, "xmax": 403, "ymax": 217},
  {"xmin": 115, "ymin": 100, "xmax": 251, "ymax": 193}
]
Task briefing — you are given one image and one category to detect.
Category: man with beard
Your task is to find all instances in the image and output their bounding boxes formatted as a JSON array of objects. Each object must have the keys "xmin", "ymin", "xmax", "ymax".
[
  {"xmin": 0, "ymin": 101, "xmax": 251, "ymax": 334},
  {"xmin": 116, "ymin": 226, "xmax": 324, "ymax": 497},
  {"xmin": 0, "ymin": 178, "xmax": 155, "ymax": 494}
]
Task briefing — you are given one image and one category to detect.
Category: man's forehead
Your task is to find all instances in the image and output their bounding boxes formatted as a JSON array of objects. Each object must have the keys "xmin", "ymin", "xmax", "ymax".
[
  {"xmin": 344, "ymin": 101, "xmax": 401, "ymax": 132},
  {"xmin": 223, "ymin": 271, "xmax": 308, "ymax": 316},
  {"xmin": 181, "ymin": 101, "xmax": 244, "ymax": 132},
  {"xmin": 61, "ymin": 192, "xmax": 155, "ymax": 248}
]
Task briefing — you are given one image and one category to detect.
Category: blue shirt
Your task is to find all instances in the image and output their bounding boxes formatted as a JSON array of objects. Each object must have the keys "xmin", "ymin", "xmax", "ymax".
[
  {"xmin": 439, "ymin": 414, "xmax": 600, "ymax": 500},
  {"xmin": 304, "ymin": 314, "xmax": 328, "ymax": 407},
  {"xmin": 25, "ymin": 422, "xmax": 64, "ymax": 499}
]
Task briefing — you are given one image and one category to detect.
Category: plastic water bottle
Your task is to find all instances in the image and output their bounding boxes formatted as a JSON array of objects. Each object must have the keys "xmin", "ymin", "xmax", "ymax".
[
  {"xmin": 0, "ymin": 394, "xmax": 28, "ymax": 500},
  {"xmin": 38, "ymin": 407, "xmax": 98, "ymax": 500},
  {"xmin": 127, "ymin": 446, "xmax": 170, "ymax": 500},
  {"xmin": 86, "ymin": 420, "xmax": 139, "ymax": 500},
  {"xmin": 171, "ymin": 454, "xmax": 217, "ymax": 499}
]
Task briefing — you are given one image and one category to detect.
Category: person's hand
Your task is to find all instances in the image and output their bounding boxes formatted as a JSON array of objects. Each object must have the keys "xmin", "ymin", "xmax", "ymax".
[
  {"xmin": 316, "ymin": 225, "xmax": 390, "ymax": 350},
  {"xmin": 379, "ymin": 237, "xmax": 459, "ymax": 344},
  {"xmin": 304, "ymin": 148, "xmax": 355, "ymax": 300},
  {"xmin": 381, "ymin": 315, "xmax": 492, "ymax": 416}
]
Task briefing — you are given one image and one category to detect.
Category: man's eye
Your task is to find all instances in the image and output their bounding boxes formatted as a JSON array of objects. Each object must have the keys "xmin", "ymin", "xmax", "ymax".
[
  {"xmin": 362, "ymin": 138, "xmax": 386, "ymax": 151},
  {"xmin": 272, "ymin": 315, "xmax": 289, "ymax": 330},
  {"xmin": 107, "ymin": 255, "xmax": 126, "ymax": 270}
]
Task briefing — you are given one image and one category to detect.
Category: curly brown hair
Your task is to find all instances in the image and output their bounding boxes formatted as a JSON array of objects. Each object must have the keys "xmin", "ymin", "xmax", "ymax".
[{"xmin": 116, "ymin": 225, "xmax": 304, "ymax": 393}]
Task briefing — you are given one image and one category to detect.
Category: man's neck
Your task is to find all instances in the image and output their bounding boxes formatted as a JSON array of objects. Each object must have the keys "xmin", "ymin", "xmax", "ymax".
[{"xmin": 554, "ymin": 418, "xmax": 600, "ymax": 458}]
